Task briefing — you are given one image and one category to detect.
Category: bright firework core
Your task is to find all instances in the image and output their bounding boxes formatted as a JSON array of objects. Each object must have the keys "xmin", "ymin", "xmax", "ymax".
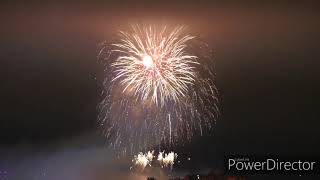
[{"xmin": 142, "ymin": 55, "xmax": 153, "ymax": 69}]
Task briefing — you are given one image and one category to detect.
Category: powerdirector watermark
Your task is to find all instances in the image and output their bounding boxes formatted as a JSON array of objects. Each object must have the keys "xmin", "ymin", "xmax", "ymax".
[{"xmin": 225, "ymin": 155, "xmax": 320, "ymax": 175}]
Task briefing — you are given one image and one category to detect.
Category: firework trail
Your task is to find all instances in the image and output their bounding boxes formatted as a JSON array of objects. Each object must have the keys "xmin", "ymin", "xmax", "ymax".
[{"xmin": 98, "ymin": 25, "xmax": 219, "ymax": 155}]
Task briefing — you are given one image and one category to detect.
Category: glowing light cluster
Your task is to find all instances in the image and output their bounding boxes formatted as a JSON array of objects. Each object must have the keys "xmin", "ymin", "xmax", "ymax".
[
  {"xmin": 132, "ymin": 150, "xmax": 154, "ymax": 170},
  {"xmin": 132, "ymin": 150, "xmax": 177, "ymax": 170},
  {"xmin": 157, "ymin": 151, "xmax": 178, "ymax": 168},
  {"xmin": 142, "ymin": 55, "xmax": 153, "ymax": 68}
]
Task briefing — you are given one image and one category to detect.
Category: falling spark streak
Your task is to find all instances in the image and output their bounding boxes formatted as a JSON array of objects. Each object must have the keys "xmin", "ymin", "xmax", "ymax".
[
  {"xmin": 98, "ymin": 25, "xmax": 219, "ymax": 155},
  {"xmin": 168, "ymin": 113, "xmax": 171, "ymax": 145}
]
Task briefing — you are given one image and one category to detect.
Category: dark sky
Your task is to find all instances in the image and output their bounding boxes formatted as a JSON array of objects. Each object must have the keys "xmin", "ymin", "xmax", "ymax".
[{"xmin": 1, "ymin": 1, "xmax": 320, "ymax": 179}]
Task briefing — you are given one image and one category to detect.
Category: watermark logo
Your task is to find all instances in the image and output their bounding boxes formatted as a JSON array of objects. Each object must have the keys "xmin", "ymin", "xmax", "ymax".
[{"xmin": 225, "ymin": 155, "xmax": 319, "ymax": 175}]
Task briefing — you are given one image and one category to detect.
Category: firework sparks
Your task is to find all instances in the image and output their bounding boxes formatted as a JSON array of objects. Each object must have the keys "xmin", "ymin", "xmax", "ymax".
[
  {"xmin": 132, "ymin": 150, "xmax": 177, "ymax": 171},
  {"xmin": 98, "ymin": 25, "xmax": 219, "ymax": 155},
  {"xmin": 158, "ymin": 151, "xmax": 178, "ymax": 169},
  {"xmin": 132, "ymin": 151, "xmax": 154, "ymax": 170},
  {"xmin": 146, "ymin": 150, "xmax": 155, "ymax": 162}
]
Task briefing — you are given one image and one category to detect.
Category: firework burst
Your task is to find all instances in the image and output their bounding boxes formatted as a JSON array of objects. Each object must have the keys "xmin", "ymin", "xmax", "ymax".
[
  {"xmin": 98, "ymin": 25, "xmax": 219, "ymax": 155},
  {"xmin": 157, "ymin": 151, "xmax": 177, "ymax": 169},
  {"xmin": 111, "ymin": 26, "xmax": 198, "ymax": 106},
  {"xmin": 132, "ymin": 150, "xmax": 155, "ymax": 171}
]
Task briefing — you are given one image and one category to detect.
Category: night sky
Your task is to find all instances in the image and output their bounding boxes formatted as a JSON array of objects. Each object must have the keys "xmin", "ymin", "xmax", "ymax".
[{"xmin": 1, "ymin": 1, "xmax": 320, "ymax": 179}]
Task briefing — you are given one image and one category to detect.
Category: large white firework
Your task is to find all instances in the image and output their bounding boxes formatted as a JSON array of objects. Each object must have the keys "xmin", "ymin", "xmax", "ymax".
[
  {"xmin": 111, "ymin": 26, "xmax": 198, "ymax": 106},
  {"xmin": 98, "ymin": 25, "xmax": 219, "ymax": 155}
]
